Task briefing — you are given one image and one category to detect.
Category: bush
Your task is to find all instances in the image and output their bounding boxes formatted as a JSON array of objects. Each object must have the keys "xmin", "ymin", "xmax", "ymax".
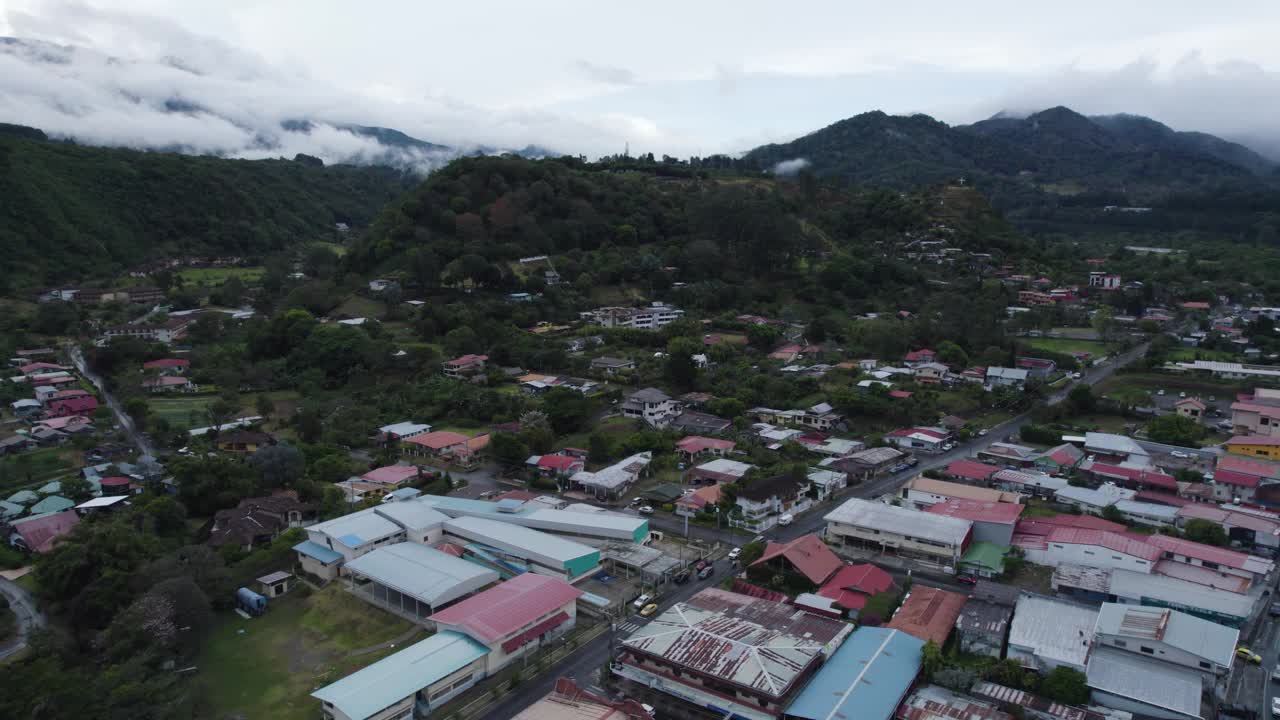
[{"xmin": 1020, "ymin": 424, "xmax": 1062, "ymax": 445}]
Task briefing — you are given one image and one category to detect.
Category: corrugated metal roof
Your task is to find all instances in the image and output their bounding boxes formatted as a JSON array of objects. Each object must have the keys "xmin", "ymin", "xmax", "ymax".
[
  {"xmin": 896, "ymin": 684, "xmax": 1013, "ymax": 720},
  {"xmin": 1008, "ymin": 595, "xmax": 1098, "ymax": 669},
  {"xmin": 1146, "ymin": 533, "xmax": 1273, "ymax": 575},
  {"xmin": 1094, "ymin": 602, "xmax": 1237, "ymax": 667},
  {"xmin": 1108, "ymin": 569, "xmax": 1253, "ymax": 619},
  {"xmin": 1086, "ymin": 647, "xmax": 1202, "ymax": 719},
  {"xmin": 1046, "ymin": 527, "xmax": 1162, "ymax": 561},
  {"xmin": 928, "ymin": 498, "xmax": 1024, "ymax": 525},
  {"xmin": 621, "ymin": 588, "xmax": 851, "ymax": 700},
  {"xmin": 443, "ymin": 515, "xmax": 598, "ymax": 567},
  {"xmin": 344, "ymin": 543, "xmax": 498, "ymax": 606},
  {"xmin": 826, "ymin": 498, "xmax": 972, "ymax": 546},
  {"xmin": 886, "ymin": 586, "xmax": 969, "ymax": 646},
  {"xmin": 429, "ymin": 572, "xmax": 582, "ymax": 643},
  {"xmin": 784, "ymin": 627, "xmax": 923, "ymax": 720},
  {"xmin": 293, "ymin": 540, "xmax": 342, "ymax": 564},
  {"xmin": 312, "ymin": 631, "xmax": 489, "ymax": 720},
  {"xmin": 307, "ymin": 507, "xmax": 402, "ymax": 548},
  {"xmin": 373, "ymin": 501, "xmax": 450, "ymax": 531},
  {"xmin": 906, "ymin": 477, "xmax": 1021, "ymax": 503}
]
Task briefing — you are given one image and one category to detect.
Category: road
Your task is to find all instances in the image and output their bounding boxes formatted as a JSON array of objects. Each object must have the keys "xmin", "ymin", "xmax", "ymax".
[
  {"xmin": 485, "ymin": 342, "xmax": 1151, "ymax": 717},
  {"xmin": 0, "ymin": 575, "xmax": 46, "ymax": 661},
  {"xmin": 69, "ymin": 345, "xmax": 156, "ymax": 461}
]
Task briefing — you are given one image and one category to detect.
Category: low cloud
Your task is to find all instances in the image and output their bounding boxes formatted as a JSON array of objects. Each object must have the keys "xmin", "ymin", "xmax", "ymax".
[
  {"xmin": 772, "ymin": 158, "xmax": 811, "ymax": 175},
  {"xmin": 570, "ymin": 60, "xmax": 637, "ymax": 87}
]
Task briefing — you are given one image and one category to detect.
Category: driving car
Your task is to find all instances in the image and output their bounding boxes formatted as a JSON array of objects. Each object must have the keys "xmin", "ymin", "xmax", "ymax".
[
  {"xmin": 632, "ymin": 593, "xmax": 651, "ymax": 610},
  {"xmin": 956, "ymin": 575, "xmax": 978, "ymax": 586},
  {"xmin": 1272, "ymin": 697, "xmax": 1280, "ymax": 716},
  {"xmin": 978, "ymin": 428, "xmax": 989, "ymax": 436},
  {"xmin": 727, "ymin": 547, "xmax": 741, "ymax": 560},
  {"xmin": 1237, "ymin": 647, "xmax": 1263, "ymax": 664},
  {"xmin": 637, "ymin": 505, "xmax": 654, "ymax": 515},
  {"xmin": 697, "ymin": 565, "xmax": 714, "ymax": 579},
  {"xmin": 673, "ymin": 570, "xmax": 690, "ymax": 585},
  {"xmin": 640, "ymin": 603, "xmax": 659, "ymax": 617},
  {"xmin": 1170, "ymin": 450, "xmax": 1190, "ymax": 459}
]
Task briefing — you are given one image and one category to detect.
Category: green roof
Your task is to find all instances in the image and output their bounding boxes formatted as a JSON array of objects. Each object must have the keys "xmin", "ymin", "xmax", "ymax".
[
  {"xmin": 643, "ymin": 483, "xmax": 684, "ymax": 503},
  {"xmin": 960, "ymin": 542, "xmax": 1008, "ymax": 573},
  {"xmin": 29, "ymin": 496, "xmax": 75, "ymax": 515}
]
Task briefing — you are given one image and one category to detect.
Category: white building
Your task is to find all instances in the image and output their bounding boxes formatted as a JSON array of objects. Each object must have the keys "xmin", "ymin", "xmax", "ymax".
[
  {"xmin": 621, "ymin": 388, "xmax": 681, "ymax": 427},
  {"xmin": 377, "ymin": 421, "xmax": 432, "ymax": 441},
  {"xmin": 1092, "ymin": 603, "xmax": 1237, "ymax": 684},
  {"xmin": 570, "ymin": 452, "xmax": 652, "ymax": 500},
  {"xmin": 824, "ymin": 498, "xmax": 971, "ymax": 568},
  {"xmin": 985, "ymin": 367, "xmax": 1029, "ymax": 389},
  {"xmin": 579, "ymin": 303, "xmax": 683, "ymax": 330},
  {"xmin": 1053, "ymin": 482, "xmax": 1135, "ymax": 514},
  {"xmin": 1007, "ymin": 594, "xmax": 1098, "ymax": 673}
]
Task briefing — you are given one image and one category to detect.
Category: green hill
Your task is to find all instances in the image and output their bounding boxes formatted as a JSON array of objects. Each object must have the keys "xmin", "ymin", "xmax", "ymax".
[{"xmin": 0, "ymin": 126, "xmax": 414, "ymax": 286}]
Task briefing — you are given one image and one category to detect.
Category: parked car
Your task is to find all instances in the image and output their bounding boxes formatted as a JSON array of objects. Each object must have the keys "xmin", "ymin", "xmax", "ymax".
[
  {"xmin": 1219, "ymin": 420, "xmax": 1235, "ymax": 430},
  {"xmin": 1180, "ymin": 391, "xmax": 1187, "ymax": 398},
  {"xmin": 978, "ymin": 428, "xmax": 989, "ymax": 436},
  {"xmin": 1269, "ymin": 602, "xmax": 1280, "ymax": 617},
  {"xmin": 697, "ymin": 565, "xmax": 714, "ymax": 580},
  {"xmin": 694, "ymin": 559, "xmax": 709, "ymax": 571},
  {"xmin": 637, "ymin": 506, "xmax": 654, "ymax": 515},
  {"xmin": 727, "ymin": 547, "xmax": 741, "ymax": 560},
  {"xmin": 942, "ymin": 442, "xmax": 955, "ymax": 451},
  {"xmin": 1272, "ymin": 698, "xmax": 1280, "ymax": 717},
  {"xmin": 630, "ymin": 497, "xmax": 644, "ymax": 506},
  {"xmin": 1171, "ymin": 450, "xmax": 1191, "ymax": 459},
  {"xmin": 1219, "ymin": 703, "xmax": 1256, "ymax": 720},
  {"xmin": 778, "ymin": 513, "xmax": 794, "ymax": 526},
  {"xmin": 640, "ymin": 603, "xmax": 659, "ymax": 617},
  {"xmin": 632, "ymin": 593, "xmax": 651, "ymax": 610},
  {"xmin": 1237, "ymin": 647, "xmax": 1263, "ymax": 664},
  {"xmin": 673, "ymin": 570, "xmax": 690, "ymax": 584},
  {"xmin": 956, "ymin": 575, "xmax": 978, "ymax": 586},
  {"xmin": 1157, "ymin": 389, "xmax": 1165, "ymax": 396},
  {"xmin": 1072, "ymin": 372, "xmax": 1083, "ymax": 379}
]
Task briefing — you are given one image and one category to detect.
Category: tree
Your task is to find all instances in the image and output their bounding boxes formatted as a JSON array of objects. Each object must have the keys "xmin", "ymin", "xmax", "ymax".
[
  {"xmin": 665, "ymin": 337, "xmax": 701, "ymax": 390},
  {"xmin": 255, "ymin": 394, "xmax": 274, "ymax": 419},
  {"xmin": 60, "ymin": 475, "xmax": 93, "ymax": 502},
  {"xmin": 935, "ymin": 340, "xmax": 969, "ymax": 368},
  {"xmin": 1040, "ymin": 666, "xmax": 1090, "ymax": 705},
  {"xmin": 588, "ymin": 433, "xmax": 612, "ymax": 463},
  {"xmin": 921, "ymin": 640, "xmax": 944, "ymax": 680},
  {"xmin": 747, "ymin": 324, "xmax": 782, "ymax": 351},
  {"xmin": 1185, "ymin": 518, "xmax": 1228, "ymax": 547},
  {"xmin": 1145, "ymin": 414, "xmax": 1205, "ymax": 446},
  {"xmin": 490, "ymin": 432, "xmax": 530, "ymax": 467},
  {"xmin": 444, "ymin": 326, "xmax": 481, "ymax": 356},
  {"xmin": 540, "ymin": 387, "xmax": 593, "ymax": 435},
  {"xmin": 296, "ymin": 407, "xmax": 323, "ymax": 443},
  {"xmin": 1066, "ymin": 384, "xmax": 1096, "ymax": 414},
  {"xmin": 140, "ymin": 496, "xmax": 188, "ymax": 538},
  {"xmin": 1101, "ymin": 505, "xmax": 1127, "ymax": 525},
  {"xmin": 250, "ymin": 444, "xmax": 305, "ymax": 490}
]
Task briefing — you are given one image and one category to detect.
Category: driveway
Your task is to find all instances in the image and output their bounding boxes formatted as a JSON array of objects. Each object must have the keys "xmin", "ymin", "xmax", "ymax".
[{"xmin": 0, "ymin": 575, "xmax": 45, "ymax": 661}]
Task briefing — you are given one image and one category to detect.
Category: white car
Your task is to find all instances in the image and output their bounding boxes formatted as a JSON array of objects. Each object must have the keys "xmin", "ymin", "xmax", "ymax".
[
  {"xmin": 1072, "ymin": 372, "xmax": 1083, "ymax": 379},
  {"xmin": 778, "ymin": 513, "xmax": 794, "ymax": 526},
  {"xmin": 1157, "ymin": 389, "xmax": 1165, "ymax": 396},
  {"xmin": 632, "ymin": 593, "xmax": 651, "ymax": 610},
  {"xmin": 978, "ymin": 429, "xmax": 989, "ymax": 436},
  {"xmin": 1272, "ymin": 697, "xmax": 1280, "ymax": 716},
  {"xmin": 1170, "ymin": 450, "xmax": 1191, "ymax": 459},
  {"xmin": 942, "ymin": 442, "xmax": 955, "ymax": 451},
  {"xmin": 727, "ymin": 547, "xmax": 741, "ymax": 560},
  {"xmin": 637, "ymin": 506, "xmax": 654, "ymax": 515}
]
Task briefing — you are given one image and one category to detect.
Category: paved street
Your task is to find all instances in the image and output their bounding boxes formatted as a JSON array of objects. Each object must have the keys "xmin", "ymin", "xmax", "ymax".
[
  {"xmin": 0, "ymin": 575, "xmax": 46, "ymax": 661},
  {"xmin": 69, "ymin": 344, "xmax": 156, "ymax": 460}
]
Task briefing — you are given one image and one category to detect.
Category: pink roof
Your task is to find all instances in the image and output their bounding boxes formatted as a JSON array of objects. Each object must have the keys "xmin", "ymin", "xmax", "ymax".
[
  {"xmin": 19, "ymin": 362, "xmax": 64, "ymax": 374},
  {"xmin": 13, "ymin": 510, "xmax": 79, "ymax": 553},
  {"xmin": 818, "ymin": 563, "xmax": 895, "ymax": 611},
  {"xmin": 1154, "ymin": 560, "xmax": 1250, "ymax": 593},
  {"xmin": 888, "ymin": 390, "xmax": 914, "ymax": 399},
  {"xmin": 1015, "ymin": 514, "xmax": 1128, "ymax": 536},
  {"xmin": 927, "ymin": 498, "xmax": 1024, "ymax": 525},
  {"xmin": 51, "ymin": 389, "xmax": 91, "ymax": 399},
  {"xmin": 888, "ymin": 427, "xmax": 948, "ymax": 440},
  {"xmin": 48, "ymin": 396, "xmax": 98, "ymax": 415},
  {"xmin": 493, "ymin": 489, "xmax": 540, "ymax": 502},
  {"xmin": 1230, "ymin": 402, "xmax": 1280, "ymax": 420},
  {"xmin": 1180, "ymin": 301, "xmax": 1211, "ymax": 310},
  {"xmin": 144, "ymin": 375, "xmax": 191, "ymax": 387},
  {"xmin": 429, "ymin": 573, "xmax": 582, "ymax": 643},
  {"xmin": 360, "ymin": 465, "xmax": 421, "ymax": 485},
  {"xmin": 1145, "ymin": 533, "xmax": 1260, "ymax": 571},
  {"xmin": 1218, "ymin": 454, "xmax": 1280, "ymax": 479},
  {"xmin": 405, "ymin": 431, "xmax": 470, "ymax": 450},
  {"xmin": 676, "ymin": 484, "xmax": 722, "ymax": 509},
  {"xmin": 946, "ymin": 460, "xmax": 1000, "ymax": 482},
  {"xmin": 33, "ymin": 415, "xmax": 91, "ymax": 430},
  {"xmin": 143, "ymin": 358, "xmax": 190, "ymax": 369},
  {"xmin": 437, "ymin": 542, "xmax": 467, "ymax": 558},
  {"xmin": 1229, "ymin": 435, "xmax": 1280, "ymax": 447},
  {"xmin": 1045, "ymin": 527, "xmax": 1163, "ymax": 561},
  {"xmin": 446, "ymin": 354, "xmax": 489, "ymax": 367},
  {"xmin": 537, "ymin": 455, "xmax": 585, "ymax": 472},
  {"xmin": 904, "ymin": 349, "xmax": 936, "ymax": 362},
  {"xmin": 749, "ymin": 534, "xmax": 843, "ymax": 585},
  {"xmin": 1016, "ymin": 357, "xmax": 1055, "ymax": 369},
  {"xmin": 1215, "ymin": 469, "xmax": 1261, "ymax": 488},
  {"xmin": 1133, "ymin": 490, "xmax": 1199, "ymax": 507},
  {"xmin": 1175, "ymin": 397, "xmax": 1206, "ymax": 410},
  {"xmin": 1085, "ymin": 462, "xmax": 1177, "ymax": 490},
  {"xmin": 675, "ymin": 436, "xmax": 736, "ymax": 455}
]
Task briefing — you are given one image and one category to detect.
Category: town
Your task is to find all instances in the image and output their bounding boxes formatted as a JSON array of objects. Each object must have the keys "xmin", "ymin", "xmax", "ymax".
[{"xmin": 6, "ymin": 176, "xmax": 1280, "ymax": 720}]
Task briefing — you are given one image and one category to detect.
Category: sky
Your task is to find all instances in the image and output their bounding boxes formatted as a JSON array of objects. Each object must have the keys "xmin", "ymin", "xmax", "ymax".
[{"xmin": 2, "ymin": 0, "xmax": 1280, "ymax": 165}]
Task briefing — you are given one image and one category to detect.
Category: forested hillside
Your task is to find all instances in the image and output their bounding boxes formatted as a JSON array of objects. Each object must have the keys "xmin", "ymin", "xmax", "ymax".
[{"xmin": 0, "ymin": 125, "xmax": 414, "ymax": 286}]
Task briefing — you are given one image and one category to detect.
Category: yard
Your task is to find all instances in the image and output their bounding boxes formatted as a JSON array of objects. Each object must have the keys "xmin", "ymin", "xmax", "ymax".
[
  {"xmin": 192, "ymin": 584, "xmax": 424, "ymax": 720},
  {"xmin": 1095, "ymin": 371, "xmax": 1244, "ymax": 404},
  {"xmin": 556, "ymin": 415, "xmax": 636, "ymax": 454},
  {"xmin": 0, "ymin": 446, "xmax": 79, "ymax": 492},
  {"xmin": 177, "ymin": 266, "xmax": 266, "ymax": 285},
  {"xmin": 1019, "ymin": 337, "xmax": 1110, "ymax": 356},
  {"xmin": 147, "ymin": 396, "xmax": 219, "ymax": 427},
  {"xmin": 333, "ymin": 294, "xmax": 387, "ymax": 320}
]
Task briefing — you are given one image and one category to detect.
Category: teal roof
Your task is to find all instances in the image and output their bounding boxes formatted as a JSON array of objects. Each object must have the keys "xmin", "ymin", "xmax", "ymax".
[
  {"xmin": 293, "ymin": 540, "xmax": 342, "ymax": 564},
  {"xmin": 29, "ymin": 496, "xmax": 75, "ymax": 515},
  {"xmin": 37, "ymin": 481, "xmax": 61, "ymax": 495},
  {"xmin": 960, "ymin": 542, "xmax": 1008, "ymax": 573},
  {"xmin": 786, "ymin": 627, "xmax": 923, "ymax": 720},
  {"xmin": 0, "ymin": 500, "xmax": 23, "ymax": 518},
  {"xmin": 7, "ymin": 490, "xmax": 38, "ymax": 505},
  {"xmin": 312, "ymin": 631, "xmax": 489, "ymax": 720}
]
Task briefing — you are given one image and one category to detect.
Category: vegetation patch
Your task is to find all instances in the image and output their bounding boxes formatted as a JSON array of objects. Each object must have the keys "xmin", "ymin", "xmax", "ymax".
[{"xmin": 176, "ymin": 266, "xmax": 266, "ymax": 285}]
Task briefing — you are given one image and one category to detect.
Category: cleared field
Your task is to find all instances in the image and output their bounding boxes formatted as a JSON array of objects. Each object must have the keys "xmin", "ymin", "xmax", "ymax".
[
  {"xmin": 334, "ymin": 294, "xmax": 386, "ymax": 319},
  {"xmin": 1019, "ymin": 337, "xmax": 1109, "ymax": 356},
  {"xmin": 177, "ymin": 266, "xmax": 265, "ymax": 284},
  {"xmin": 147, "ymin": 396, "xmax": 218, "ymax": 426},
  {"xmin": 193, "ymin": 585, "xmax": 422, "ymax": 720},
  {"xmin": 0, "ymin": 446, "xmax": 79, "ymax": 491}
]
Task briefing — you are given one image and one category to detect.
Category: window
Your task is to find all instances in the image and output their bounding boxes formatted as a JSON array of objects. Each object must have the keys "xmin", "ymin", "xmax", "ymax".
[
  {"xmin": 1083, "ymin": 550, "xmax": 1095, "ymax": 556},
  {"xmin": 1200, "ymin": 661, "xmax": 1212, "ymax": 669},
  {"xmin": 1140, "ymin": 646, "xmax": 1154, "ymax": 655},
  {"xmin": 1114, "ymin": 640, "xmax": 1127, "ymax": 648}
]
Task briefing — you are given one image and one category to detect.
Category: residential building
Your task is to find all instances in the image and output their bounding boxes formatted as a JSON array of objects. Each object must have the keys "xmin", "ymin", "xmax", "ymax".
[
  {"xmin": 1229, "ymin": 388, "xmax": 1280, "ymax": 436},
  {"xmin": 734, "ymin": 474, "xmax": 810, "ymax": 532},
  {"xmin": 402, "ymin": 430, "xmax": 471, "ymax": 459},
  {"xmin": 946, "ymin": 459, "xmax": 1001, "ymax": 483},
  {"xmin": 442, "ymin": 354, "xmax": 489, "ymax": 379},
  {"xmin": 824, "ymin": 498, "xmax": 972, "ymax": 567},
  {"xmin": 985, "ymin": 367, "xmax": 1029, "ymax": 389},
  {"xmin": 102, "ymin": 316, "xmax": 189, "ymax": 343},
  {"xmin": 208, "ymin": 494, "xmax": 316, "ymax": 551},
  {"xmin": 1007, "ymin": 594, "xmax": 1099, "ymax": 673},
  {"xmin": 784, "ymin": 627, "xmax": 923, "ymax": 720},
  {"xmin": 526, "ymin": 454, "xmax": 586, "ymax": 478},
  {"xmin": 956, "ymin": 592, "xmax": 1015, "ymax": 658},
  {"xmin": 991, "ymin": 469, "xmax": 1068, "ymax": 498},
  {"xmin": 1174, "ymin": 397, "xmax": 1206, "ymax": 420},
  {"xmin": 830, "ymin": 447, "xmax": 906, "ymax": 480},
  {"xmin": 904, "ymin": 349, "xmax": 937, "ymax": 366},
  {"xmin": 747, "ymin": 534, "xmax": 842, "ymax": 587},
  {"xmin": 590, "ymin": 356, "xmax": 637, "ymax": 374},
  {"xmin": 215, "ymin": 430, "xmax": 274, "ymax": 454},
  {"xmin": 569, "ymin": 452, "xmax": 651, "ymax": 500},
  {"xmin": 751, "ymin": 404, "xmax": 843, "ymax": 432},
  {"xmin": 927, "ymin": 499, "xmax": 1024, "ymax": 546},
  {"xmin": 885, "ymin": 427, "xmax": 950, "ymax": 452},
  {"xmin": 344, "ymin": 543, "xmax": 500, "ymax": 621},
  {"xmin": 1016, "ymin": 357, "xmax": 1057, "ymax": 379},
  {"xmin": 675, "ymin": 484, "xmax": 722, "ymax": 517},
  {"xmin": 1092, "ymin": 603, "xmax": 1237, "ymax": 685},
  {"xmin": 960, "ymin": 542, "xmax": 1010, "ymax": 578},
  {"xmin": 976, "ymin": 442, "xmax": 1039, "ymax": 467},
  {"xmin": 45, "ymin": 389, "xmax": 98, "ymax": 418},
  {"xmin": 579, "ymin": 303, "xmax": 683, "ymax": 330},
  {"xmin": 1144, "ymin": 533, "xmax": 1273, "ymax": 587},
  {"xmin": 1082, "ymin": 432, "xmax": 1151, "ymax": 465},
  {"xmin": 142, "ymin": 358, "xmax": 190, "ymax": 374},
  {"xmin": 612, "ymin": 588, "xmax": 853, "ymax": 720},
  {"xmin": 1227, "ymin": 434, "xmax": 1280, "ymax": 460},
  {"xmin": 900, "ymin": 476, "xmax": 1021, "ymax": 510},
  {"xmin": 142, "ymin": 375, "xmax": 197, "ymax": 393},
  {"xmin": 1053, "ymin": 482, "xmax": 1136, "ymax": 514},
  {"xmin": 816, "ymin": 563, "xmax": 895, "ymax": 617},
  {"xmin": 621, "ymin": 388, "xmax": 681, "ymax": 427},
  {"xmin": 669, "ymin": 411, "xmax": 733, "ymax": 435},
  {"xmin": 360, "ymin": 464, "xmax": 426, "ymax": 487},
  {"xmin": 8, "ymin": 510, "xmax": 79, "ymax": 553},
  {"xmin": 807, "ymin": 468, "xmax": 847, "ymax": 500},
  {"xmin": 1033, "ymin": 443, "xmax": 1084, "ymax": 475},
  {"xmin": 1089, "ymin": 272, "xmax": 1121, "ymax": 290},
  {"xmin": 675, "ymin": 435, "xmax": 735, "ymax": 462},
  {"xmin": 686, "ymin": 457, "xmax": 753, "ymax": 485},
  {"xmin": 913, "ymin": 362, "xmax": 950, "ymax": 382},
  {"xmin": 376, "ymin": 421, "xmax": 432, "ymax": 442},
  {"xmin": 886, "ymin": 586, "xmax": 968, "ymax": 646},
  {"xmin": 1080, "ymin": 460, "xmax": 1177, "ymax": 494}
]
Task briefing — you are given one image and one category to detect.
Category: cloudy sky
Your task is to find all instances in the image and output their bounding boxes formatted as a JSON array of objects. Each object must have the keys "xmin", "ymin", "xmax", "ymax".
[{"xmin": 2, "ymin": 0, "xmax": 1279, "ymax": 164}]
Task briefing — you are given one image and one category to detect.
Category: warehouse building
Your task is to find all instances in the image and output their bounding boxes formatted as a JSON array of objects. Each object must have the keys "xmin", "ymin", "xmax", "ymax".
[
  {"xmin": 1007, "ymin": 594, "xmax": 1098, "ymax": 673},
  {"xmin": 421, "ymin": 495, "xmax": 649, "ymax": 545},
  {"xmin": 825, "ymin": 498, "xmax": 972, "ymax": 568},
  {"xmin": 783, "ymin": 627, "xmax": 923, "ymax": 720},
  {"xmin": 294, "ymin": 507, "xmax": 406, "ymax": 579},
  {"xmin": 442, "ymin": 515, "xmax": 601, "ymax": 582},
  {"xmin": 343, "ymin": 543, "xmax": 499, "ymax": 622},
  {"xmin": 1092, "ymin": 603, "xmax": 1237, "ymax": 685}
]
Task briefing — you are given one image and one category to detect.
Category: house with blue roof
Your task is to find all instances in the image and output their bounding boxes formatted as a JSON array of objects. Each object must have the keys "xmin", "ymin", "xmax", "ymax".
[
  {"xmin": 784, "ymin": 627, "xmax": 923, "ymax": 720},
  {"xmin": 295, "ymin": 507, "xmax": 406, "ymax": 580}
]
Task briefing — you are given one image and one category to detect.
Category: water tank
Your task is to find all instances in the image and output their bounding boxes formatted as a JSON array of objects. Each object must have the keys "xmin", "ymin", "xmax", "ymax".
[{"xmin": 236, "ymin": 587, "xmax": 267, "ymax": 615}]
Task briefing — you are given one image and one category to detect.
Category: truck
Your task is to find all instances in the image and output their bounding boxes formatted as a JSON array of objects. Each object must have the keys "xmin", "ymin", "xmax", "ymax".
[{"xmin": 236, "ymin": 587, "xmax": 268, "ymax": 616}]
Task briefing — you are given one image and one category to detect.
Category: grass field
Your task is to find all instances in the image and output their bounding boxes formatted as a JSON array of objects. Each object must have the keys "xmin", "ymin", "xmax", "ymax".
[
  {"xmin": 0, "ymin": 446, "xmax": 79, "ymax": 491},
  {"xmin": 147, "ymin": 396, "xmax": 218, "ymax": 426},
  {"xmin": 14, "ymin": 573, "xmax": 37, "ymax": 594},
  {"xmin": 334, "ymin": 294, "xmax": 386, "ymax": 319},
  {"xmin": 1164, "ymin": 348, "xmax": 1236, "ymax": 363},
  {"xmin": 558, "ymin": 415, "xmax": 636, "ymax": 453},
  {"xmin": 193, "ymin": 585, "xmax": 423, "ymax": 720},
  {"xmin": 1060, "ymin": 413, "xmax": 1132, "ymax": 433},
  {"xmin": 1096, "ymin": 372, "xmax": 1242, "ymax": 402},
  {"xmin": 1020, "ymin": 337, "xmax": 1109, "ymax": 356},
  {"xmin": 177, "ymin": 266, "xmax": 265, "ymax": 284},
  {"xmin": 311, "ymin": 241, "xmax": 348, "ymax": 257}
]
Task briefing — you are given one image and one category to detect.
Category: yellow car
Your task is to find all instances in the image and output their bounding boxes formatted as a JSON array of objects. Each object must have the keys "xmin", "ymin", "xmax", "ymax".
[
  {"xmin": 1237, "ymin": 647, "xmax": 1263, "ymax": 664},
  {"xmin": 640, "ymin": 603, "xmax": 659, "ymax": 617}
]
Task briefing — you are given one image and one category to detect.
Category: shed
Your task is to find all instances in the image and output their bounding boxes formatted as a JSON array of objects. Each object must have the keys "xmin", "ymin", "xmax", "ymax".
[{"xmin": 257, "ymin": 571, "xmax": 294, "ymax": 598}]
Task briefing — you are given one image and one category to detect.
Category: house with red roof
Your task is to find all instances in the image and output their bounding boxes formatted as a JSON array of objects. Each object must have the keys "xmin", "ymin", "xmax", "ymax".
[
  {"xmin": 927, "ymin": 498, "xmax": 1024, "ymax": 546},
  {"xmin": 674, "ymin": 484, "xmax": 722, "ymax": 517},
  {"xmin": 45, "ymin": 389, "xmax": 98, "ymax": 417},
  {"xmin": 1180, "ymin": 301, "xmax": 1212, "ymax": 311},
  {"xmin": 442, "ymin": 354, "xmax": 489, "ymax": 379},
  {"xmin": 142, "ymin": 375, "xmax": 197, "ymax": 393},
  {"xmin": 1031, "ymin": 527, "xmax": 1162, "ymax": 573},
  {"xmin": 9, "ymin": 509, "xmax": 79, "ymax": 553},
  {"xmin": 885, "ymin": 426, "xmax": 950, "ymax": 452},
  {"xmin": 402, "ymin": 430, "xmax": 471, "ymax": 459},
  {"xmin": 1032, "ymin": 443, "xmax": 1084, "ymax": 475},
  {"xmin": 1079, "ymin": 460, "xmax": 1177, "ymax": 493},
  {"xmin": 747, "ymin": 534, "xmax": 843, "ymax": 587},
  {"xmin": 526, "ymin": 453, "xmax": 586, "ymax": 478},
  {"xmin": 945, "ymin": 460, "xmax": 1001, "ymax": 483},
  {"xmin": 817, "ymin": 563, "xmax": 895, "ymax": 617},
  {"xmin": 1145, "ymin": 533, "xmax": 1273, "ymax": 586},
  {"xmin": 1175, "ymin": 396, "xmax": 1206, "ymax": 420},
  {"xmin": 674, "ymin": 435, "xmax": 736, "ymax": 462},
  {"xmin": 1015, "ymin": 356, "xmax": 1057, "ymax": 379},
  {"xmin": 429, "ymin": 573, "xmax": 583, "ymax": 672},
  {"xmin": 1211, "ymin": 454, "xmax": 1280, "ymax": 502},
  {"xmin": 143, "ymin": 358, "xmax": 190, "ymax": 374},
  {"xmin": 885, "ymin": 586, "xmax": 968, "ymax": 646},
  {"xmin": 360, "ymin": 465, "xmax": 425, "ymax": 486},
  {"xmin": 904, "ymin": 348, "xmax": 937, "ymax": 366},
  {"xmin": 18, "ymin": 362, "xmax": 66, "ymax": 375}
]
